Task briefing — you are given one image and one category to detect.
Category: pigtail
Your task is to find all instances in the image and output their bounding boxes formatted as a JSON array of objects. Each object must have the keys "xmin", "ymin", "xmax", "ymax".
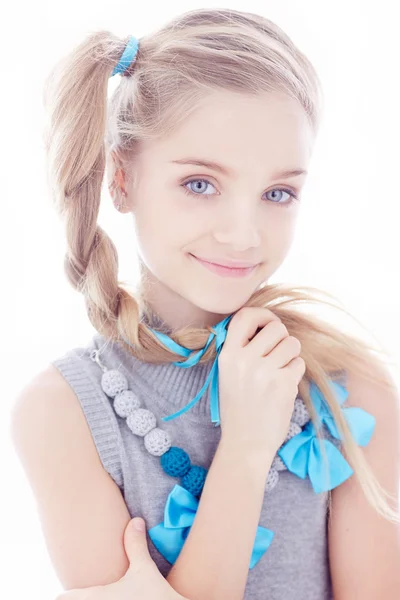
[{"xmin": 43, "ymin": 31, "xmax": 140, "ymax": 339}]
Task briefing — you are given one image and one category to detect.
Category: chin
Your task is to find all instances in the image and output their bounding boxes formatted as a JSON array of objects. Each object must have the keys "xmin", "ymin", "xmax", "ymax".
[{"xmin": 190, "ymin": 292, "xmax": 258, "ymax": 318}]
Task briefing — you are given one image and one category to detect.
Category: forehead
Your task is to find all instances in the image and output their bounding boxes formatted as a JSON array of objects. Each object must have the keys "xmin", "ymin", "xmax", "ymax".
[
  {"xmin": 142, "ymin": 92, "xmax": 314, "ymax": 170},
  {"xmin": 139, "ymin": 90, "xmax": 314, "ymax": 171}
]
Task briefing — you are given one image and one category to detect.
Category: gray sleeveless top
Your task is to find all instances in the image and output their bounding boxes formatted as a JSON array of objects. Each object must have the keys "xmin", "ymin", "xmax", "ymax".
[{"xmin": 51, "ymin": 326, "xmax": 346, "ymax": 600}]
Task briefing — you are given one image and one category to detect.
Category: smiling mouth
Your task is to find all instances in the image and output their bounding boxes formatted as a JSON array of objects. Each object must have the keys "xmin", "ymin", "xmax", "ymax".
[
  {"xmin": 194, "ymin": 256, "xmax": 258, "ymax": 268},
  {"xmin": 189, "ymin": 253, "xmax": 259, "ymax": 278}
]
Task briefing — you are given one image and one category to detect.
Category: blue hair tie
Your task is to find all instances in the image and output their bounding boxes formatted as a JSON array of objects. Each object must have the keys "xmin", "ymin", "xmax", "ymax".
[{"xmin": 111, "ymin": 36, "xmax": 139, "ymax": 77}]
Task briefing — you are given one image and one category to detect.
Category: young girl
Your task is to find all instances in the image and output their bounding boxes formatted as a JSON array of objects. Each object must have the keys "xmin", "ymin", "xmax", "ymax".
[{"xmin": 11, "ymin": 7, "xmax": 400, "ymax": 600}]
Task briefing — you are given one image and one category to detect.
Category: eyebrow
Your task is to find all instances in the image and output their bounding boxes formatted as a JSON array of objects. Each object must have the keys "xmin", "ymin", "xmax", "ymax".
[{"xmin": 170, "ymin": 158, "xmax": 307, "ymax": 179}]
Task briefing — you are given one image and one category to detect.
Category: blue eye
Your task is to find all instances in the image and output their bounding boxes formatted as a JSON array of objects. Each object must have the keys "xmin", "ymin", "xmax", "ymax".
[
  {"xmin": 182, "ymin": 178, "xmax": 299, "ymax": 208},
  {"xmin": 265, "ymin": 188, "xmax": 298, "ymax": 206},
  {"xmin": 183, "ymin": 179, "xmax": 217, "ymax": 197}
]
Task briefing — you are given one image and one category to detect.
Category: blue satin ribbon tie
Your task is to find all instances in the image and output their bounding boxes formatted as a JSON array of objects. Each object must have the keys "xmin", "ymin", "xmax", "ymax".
[
  {"xmin": 278, "ymin": 379, "xmax": 376, "ymax": 493},
  {"xmin": 149, "ymin": 315, "xmax": 234, "ymax": 426},
  {"xmin": 149, "ymin": 484, "xmax": 274, "ymax": 569}
]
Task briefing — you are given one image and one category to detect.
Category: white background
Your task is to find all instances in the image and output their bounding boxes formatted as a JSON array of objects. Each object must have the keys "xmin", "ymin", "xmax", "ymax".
[{"xmin": 1, "ymin": 1, "xmax": 399, "ymax": 598}]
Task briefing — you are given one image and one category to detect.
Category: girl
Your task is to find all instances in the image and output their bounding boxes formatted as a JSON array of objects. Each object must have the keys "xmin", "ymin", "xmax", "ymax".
[{"xmin": 11, "ymin": 7, "xmax": 400, "ymax": 600}]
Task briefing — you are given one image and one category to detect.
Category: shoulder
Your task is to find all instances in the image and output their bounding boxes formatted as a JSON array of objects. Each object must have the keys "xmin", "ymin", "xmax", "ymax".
[
  {"xmin": 341, "ymin": 359, "xmax": 400, "ymax": 477},
  {"xmin": 12, "ymin": 362, "xmax": 82, "ymax": 405},
  {"xmin": 344, "ymin": 359, "xmax": 400, "ymax": 420},
  {"xmin": 11, "ymin": 363, "xmax": 80, "ymax": 425},
  {"xmin": 10, "ymin": 343, "xmax": 127, "ymax": 490},
  {"xmin": 10, "ymin": 363, "xmax": 104, "ymax": 477}
]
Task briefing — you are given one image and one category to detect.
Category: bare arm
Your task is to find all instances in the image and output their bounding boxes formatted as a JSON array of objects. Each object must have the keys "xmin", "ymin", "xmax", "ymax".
[
  {"xmin": 166, "ymin": 438, "xmax": 273, "ymax": 600},
  {"xmin": 10, "ymin": 366, "xmax": 132, "ymax": 590}
]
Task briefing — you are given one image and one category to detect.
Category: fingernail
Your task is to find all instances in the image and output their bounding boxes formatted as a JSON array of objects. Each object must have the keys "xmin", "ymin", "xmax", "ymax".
[{"xmin": 133, "ymin": 518, "xmax": 145, "ymax": 531}]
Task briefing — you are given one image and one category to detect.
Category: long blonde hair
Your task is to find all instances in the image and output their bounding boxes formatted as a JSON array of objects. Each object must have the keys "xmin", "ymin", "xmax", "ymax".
[{"xmin": 43, "ymin": 8, "xmax": 399, "ymax": 524}]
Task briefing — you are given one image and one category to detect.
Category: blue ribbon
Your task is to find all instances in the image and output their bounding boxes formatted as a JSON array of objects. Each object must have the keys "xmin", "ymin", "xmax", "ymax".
[
  {"xmin": 307, "ymin": 379, "xmax": 376, "ymax": 447},
  {"xmin": 149, "ymin": 314, "xmax": 234, "ymax": 426},
  {"xmin": 278, "ymin": 380, "xmax": 376, "ymax": 493},
  {"xmin": 149, "ymin": 484, "xmax": 274, "ymax": 569}
]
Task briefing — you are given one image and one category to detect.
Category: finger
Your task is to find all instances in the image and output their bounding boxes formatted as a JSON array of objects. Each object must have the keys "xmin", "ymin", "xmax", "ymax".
[
  {"xmin": 246, "ymin": 319, "xmax": 290, "ymax": 358},
  {"xmin": 224, "ymin": 307, "xmax": 281, "ymax": 350},
  {"xmin": 123, "ymin": 518, "xmax": 155, "ymax": 572},
  {"xmin": 285, "ymin": 356, "xmax": 306, "ymax": 385}
]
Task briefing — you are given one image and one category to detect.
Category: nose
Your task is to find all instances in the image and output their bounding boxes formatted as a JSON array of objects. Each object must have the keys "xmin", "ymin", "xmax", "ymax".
[{"xmin": 213, "ymin": 201, "xmax": 261, "ymax": 251}]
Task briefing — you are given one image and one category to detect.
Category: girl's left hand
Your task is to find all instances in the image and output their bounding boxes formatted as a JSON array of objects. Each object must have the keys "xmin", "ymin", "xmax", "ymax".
[{"xmin": 55, "ymin": 518, "xmax": 188, "ymax": 600}]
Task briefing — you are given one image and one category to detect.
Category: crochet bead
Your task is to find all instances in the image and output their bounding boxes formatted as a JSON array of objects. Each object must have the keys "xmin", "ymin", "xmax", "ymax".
[
  {"xmin": 161, "ymin": 447, "xmax": 191, "ymax": 478},
  {"xmin": 181, "ymin": 465, "xmax": 208, "ymax": 498},
  {"xmin": 265, "ymin": 468, "xmax": 279, "ymax": 492},
  {"xmin": 101, "ymin": 369, "xmax": 128, "ymax": 397},
  {"xmin": 127, "ymin": 408, "xmax": 157, "ymax": 436},
  {"xmin": 144, "ymin": 427, "xmax": 172, "ymax": 456},
  {"xmin": 113, "ymin": 390, "xmax": 141, "ymax": 418},
  {"xmin": 271, "ymin": 455, "xmax": 287, "ymax": 471},
  {"xmin": 292, "ymin": 397, "xmax": 310, "ymax": 427},
  {"xmin": 284, "ymin": 421, "xmax": 302, "ymax": 442}
]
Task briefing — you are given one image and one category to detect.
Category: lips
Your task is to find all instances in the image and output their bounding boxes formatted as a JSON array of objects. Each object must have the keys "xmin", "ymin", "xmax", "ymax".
[
  {"xmin": 190, "ymin": 254, "xmax": 259, "ymax": 278},
  {"xmin": 191, "ymin": 255, "xmax": 258, "ymax": 268}
]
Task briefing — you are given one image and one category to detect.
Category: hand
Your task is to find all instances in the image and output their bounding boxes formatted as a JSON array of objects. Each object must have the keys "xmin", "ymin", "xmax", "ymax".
[
  {"xmin": 218, "ymin": 306, "xmax": 306, "ymax": 460},
  {"xmin": 55, "ymin": 518, "xmax": 188, "ymax": 600}
]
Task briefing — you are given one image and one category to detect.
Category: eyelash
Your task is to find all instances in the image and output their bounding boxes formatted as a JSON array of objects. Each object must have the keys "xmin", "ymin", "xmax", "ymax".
[{"xmin": 181, "ymin": 178, "xmax": 299, "ymax": 208}]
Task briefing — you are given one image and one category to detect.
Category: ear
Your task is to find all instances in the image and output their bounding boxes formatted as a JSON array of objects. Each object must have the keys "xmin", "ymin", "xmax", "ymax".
[
  {"xmin": 106, "ymin": 150, "xmax": 119, "ymax": 196},
  {"xmin": 107, "ymin": 151, "xmax": 128, "ymax": 202}
]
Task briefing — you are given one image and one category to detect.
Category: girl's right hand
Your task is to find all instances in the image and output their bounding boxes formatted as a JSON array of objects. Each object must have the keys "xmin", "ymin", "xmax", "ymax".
[
  {"xmin": 218, "ymin": 306, "xmax": 306, "ymax": 460},
  {"xmin": 55, "ymin": 518, "xmax": 188, "ymax": 600}
]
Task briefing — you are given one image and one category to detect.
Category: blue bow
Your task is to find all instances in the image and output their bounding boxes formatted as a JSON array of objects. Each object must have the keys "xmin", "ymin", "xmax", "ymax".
[
  {"xmin": 149, "ymin": 484, "xmax": 274, "ymax": 569},
  {"xmin": 308, "ymin": 379, "xmax": 376, "ymax": 447},
  {"xmin": 278, "ymin": 380, "xmax": 376, "ymax": 493},
  {"xmin": 149, "ymin": 315, "xmax": 234, "ymax": 426}
]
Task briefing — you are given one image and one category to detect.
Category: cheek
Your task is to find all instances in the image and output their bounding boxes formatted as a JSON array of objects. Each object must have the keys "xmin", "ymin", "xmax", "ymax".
[
  {"xmin": 261, "ymin": 214, "xmax": 297, "ymax": 256},
  {"xmin": 141, "ymin": 185, "xmax": 194, "ymax": 232},
  {"xmin": 133, "ymin": 202, "xmax": 193, "ymax": 261}
]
